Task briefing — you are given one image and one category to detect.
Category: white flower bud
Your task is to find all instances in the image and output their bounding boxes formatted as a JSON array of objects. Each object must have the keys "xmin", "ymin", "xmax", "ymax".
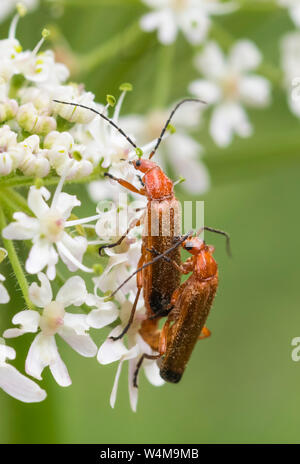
[
  {"xmin": 44, "ymin": 131, "xmax": 73, "ymax": 150},
  {"xmin": 0, "ymin": 153, "xmax": 13, "ymax": 175},
  {"xmin": 34, "ymin": 115, "xmax": 57, "ymax": 135},
  {"xmin": 59, "ymin": 159, "xmax": 93, "ymax": 180},
  {"xmin": 53, "ymin": 87, "xmax": 96, "ymax": 124},
  {"xmin": 0, "ymin": 99, "xmax": 18, "ymax": 122},
  {"xmin": 19, "ymin": 88, "xmax": 51, "ymax": 113},
  {"xmin": 17, "ymin": 103, "xmax": 38, "ymax": 132},
  {"xmin": 20, "ymin": 153, "xmax": 50, "ymax": 177}
]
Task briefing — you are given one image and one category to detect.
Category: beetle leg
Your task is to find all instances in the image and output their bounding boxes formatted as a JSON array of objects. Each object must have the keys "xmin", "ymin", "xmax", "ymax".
[
  {"xmin": 198, "ymin": 326, "xmax": 211, "ymax": 340},
  {"xmin": 104, "ymin": 173, "xmax": 146, "ymax": 196},
  {"xmin": 99, "ymin": 217, "xmax": 141, "ymax": 256},
  {"xmin": 133, "ymin": 353, "xmax": 161, "ymax": 388},
  {"xmin": 110, "ymin": 255, "xmax": 144, "ymax": 341},
  {"xmin": 133, "ymin": 320, "xmax": 171, "ymax": 388}
]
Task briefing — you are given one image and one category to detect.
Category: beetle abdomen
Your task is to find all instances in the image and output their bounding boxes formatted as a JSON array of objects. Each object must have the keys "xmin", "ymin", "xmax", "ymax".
[{"xmin": 142, "ymin": 197, "xmax": 182, "ymax": 316}]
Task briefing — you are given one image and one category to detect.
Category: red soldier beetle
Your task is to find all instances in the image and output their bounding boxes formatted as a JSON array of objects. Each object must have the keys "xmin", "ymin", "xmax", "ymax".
[
  {"xmin": 53, "ymin": 97, "xmax": 206, "ymax": 342},
  {"xmin": 128, "ymin": 226, "xmax": 231, "ymax": 387}
]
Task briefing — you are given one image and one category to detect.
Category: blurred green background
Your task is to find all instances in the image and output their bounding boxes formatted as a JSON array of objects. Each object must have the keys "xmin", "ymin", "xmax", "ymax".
[{"xmin": 0, "ymin": 0, "xmax": 300, "ymax": 444}]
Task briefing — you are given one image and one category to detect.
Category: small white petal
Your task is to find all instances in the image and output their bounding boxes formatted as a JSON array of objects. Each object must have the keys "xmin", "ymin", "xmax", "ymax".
[
  {"xmin": 157, "ymin": 11, "xmax": 178, "ymax": 45},
  {"xmin": 86, "ymin": 298, "xmax": 119, "ymax": 329},
  {"xmin": 3, "ymin": 310, "xmax": 40, "ymax": 338},
  {"xmin": 29, "ymin": 273, "xmax": 52, "ymax": 307},
  {"xmin": 2, "ymin": 214, "xmax": 39, "ymax": 240},
  {"xmin": 110, "ymin": 361, "xmax": 123, "ymax": 409},
  {"xmin": 25, "ymin": 333, "xmax": 71, "ymax": 387},
  {"xmin": 59, "ymin": 326, "xmax": 97, "ymax": 357},
  {"xmin": 97, "ymin": 328, "xmax": 139, "ymax": 365},
  {"xmin": 56, "ymin": 276, "xmax": 87, "ymax": 307},
  {"xmin": 143, "ymin": 360, "xmax": 165, "ymax": 386},
  {"xmin": 25, "ymin": 240, "xmax": 52, "ymax": 275},
  {"xmin": 25, "ymin": 333, "xmax": 50, "ymax": 381},
  {"xmin": 49, "ymin": 354, "xmax": 72, "ymax": 387},
  {"xmin": 58, "ymin": 233, "xmax": 88, "ymax": 273},
  {"xmin": 0, "ymin": 283, "xmax": 9, "ymax": 304},
  {"xmin": 140, "ymin": 10, "xmax": 164, "ymax": 31},
  {"xmin": 46, "ymin": 247, "xmax": 59, "ymax": 281},
  {"xmin": 210, "ymin": 103, "xmax": 252, "ymax": 147},
  {"xmin": 188, "ymin": 79, "xmax": 221, "ymax": 105},
  {"xmin": 128, "ymin": 359, "xmax": 138, "ymax": 412},
  {"xmin": 54, "ymin": 192, "xmax": 81, "ymax": 220},
  {"xmin": 290, "ymin": 5, "xmax": 300, "ymax": 26},
  {"xmin": 238, "ymin": 75, "xmax": 271, "ymax": 107},
  {"xmin": 28, "ymin": 186, "xmax": 50, "ymax": 218},
  {"xmin": 0, "ymin": 344, "xmax": 16, "ymax": 363},
  {"xmin": 0, "ymin": 364, "xmax": 46, "ymax": 403},
  {"xmin": 229, "ymin": 40, "xmax": 262, "ymax": 72},
  {"xmin": 194, "ymin": 42, "xmax": 226, "ymax": 79},
  {"xmin": 179, "ymin": 9, "xmax": 210, "ymax": 45}
]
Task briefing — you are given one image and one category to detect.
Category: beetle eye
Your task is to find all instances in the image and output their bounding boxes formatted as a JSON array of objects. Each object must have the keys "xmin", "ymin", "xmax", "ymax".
[{"xmin": 136, "ymin": 159, "xmax": 141, "ymax": 167}]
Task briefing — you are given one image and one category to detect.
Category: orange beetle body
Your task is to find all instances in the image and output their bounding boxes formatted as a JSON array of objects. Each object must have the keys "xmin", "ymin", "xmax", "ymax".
[{"xmin": 131, "ymin": 160, "xmax": 182, "ymax": 320}]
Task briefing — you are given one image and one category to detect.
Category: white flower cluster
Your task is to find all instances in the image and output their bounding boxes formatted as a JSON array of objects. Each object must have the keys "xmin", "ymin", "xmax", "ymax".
[
  {"xmin": 189, "ymin": 40, "xmax": 271, "ymax": 147},
  {"xmin": 0, "ymin": 13, "xmax": 101, "ymax": 180},
  {"xmin": 0, "ymin": 11, "xmax": 168, "ymax": 409}
]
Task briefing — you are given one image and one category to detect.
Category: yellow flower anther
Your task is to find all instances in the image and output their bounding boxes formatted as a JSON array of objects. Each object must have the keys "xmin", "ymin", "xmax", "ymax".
[
  {"xmin": 135, "ymin": 147, "xmax": 143, "ymax": 158},
  {"xmin": 119, "ymin": 83, "xmax": 133, "ymax": 92},
  {"xmin": 106, "ymin": 95, "xmax": 116, "ymax": 107},
  {"xmin": 42, "ymin": 29, "xmax": 50, "ymax": 40},
  {"xmin": 167, "ymin": 123, "xmax": 176, "ymax": 134},
  {"xmin": 16, "ymin": 3, "xmax": 27, "ymax": 17}
]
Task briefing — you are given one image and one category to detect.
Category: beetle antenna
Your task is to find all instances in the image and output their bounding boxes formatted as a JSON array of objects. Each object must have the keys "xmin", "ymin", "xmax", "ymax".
[
  {"xmin": 108, "ymin": 231, "xmax": 192, "ymax": 298},
  {"xmin": 197, "ymin": 226, "xmax": 231, "ymax": 257},
  {"xmin": 149, "ymin": 98, "xmax": 206, "ymax": 159},
  {"xmin": 53, "ymin": 100, "xmax": 138, "ymax": 150}
]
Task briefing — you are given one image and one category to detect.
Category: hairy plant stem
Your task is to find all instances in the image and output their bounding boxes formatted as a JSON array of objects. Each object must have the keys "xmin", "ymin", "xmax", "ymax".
[
  {"xmin": 0, "ymin": 205, "xmax": 34, "ymax": 310},
  {"xmin": 0, "ymin": 170, "xmax": 103, "ymax": 189}
]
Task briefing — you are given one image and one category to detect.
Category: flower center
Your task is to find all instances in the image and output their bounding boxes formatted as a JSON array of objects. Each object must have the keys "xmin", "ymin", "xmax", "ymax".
[
  {"xmin": 221, "ymin": 73, "xmax": 240, "ymax": 100},
  {"xmin": 40, "ymin": 301, "xmax": 65, "ymax": 336},
  {"xmin": 171, "ymin": 0, "xmax": 189, "ymax": 11},
  {"xmin": 40, "ymin": 211, "xmax": 65, "ymax": 242}
]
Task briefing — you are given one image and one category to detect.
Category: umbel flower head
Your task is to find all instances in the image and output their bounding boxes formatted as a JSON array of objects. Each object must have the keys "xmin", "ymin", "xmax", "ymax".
[
  {"xmin": 0, "ymin": 8, "xmax": 101, "ymax": 180},
  {"xmin": 189, "ymin": 40, "xmax": 272, "ymax": 147}
]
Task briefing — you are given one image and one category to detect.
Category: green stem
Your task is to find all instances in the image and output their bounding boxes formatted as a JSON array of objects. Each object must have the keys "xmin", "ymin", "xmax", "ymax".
[
  {"xmin": 79, "ymin": 21, "xmax": 142, "ymax": 74},
  {"xmin": 152, "ymin": 44, "xmax": 175, "ymax": 109},
  {"xmin": 0, "ymin": 170, "xmax": 103, "ymax": 189},
  {"xmin": 2, "ymin": 188, "xmax": 32, "ymax": 216},
  {"xmin": 0, "ymin": 206, "xmax": 34, "ymax": 310}
]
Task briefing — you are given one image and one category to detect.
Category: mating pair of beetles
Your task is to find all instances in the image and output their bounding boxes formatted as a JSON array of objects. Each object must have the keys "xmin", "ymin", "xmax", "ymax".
[{"xmin": 54, "ymin": 98, "xmax": 231, "ymax": 388}]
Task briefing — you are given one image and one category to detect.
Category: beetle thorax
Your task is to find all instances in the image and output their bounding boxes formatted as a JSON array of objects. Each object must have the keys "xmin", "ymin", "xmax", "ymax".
[{"xmin": 144, "ymin": 166, "xmax": 174, "ymax": 200}]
